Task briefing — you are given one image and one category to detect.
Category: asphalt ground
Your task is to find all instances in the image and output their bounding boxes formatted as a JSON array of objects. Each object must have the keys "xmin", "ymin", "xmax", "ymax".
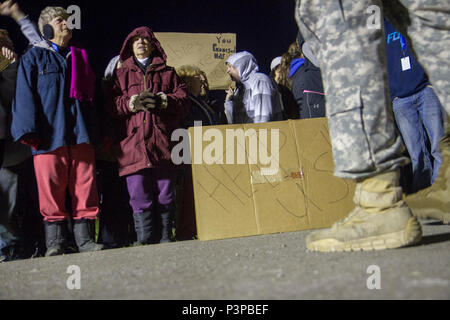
[{"xmin": 0, "ymin": 218, "xmax": 449, "ymax": 300}]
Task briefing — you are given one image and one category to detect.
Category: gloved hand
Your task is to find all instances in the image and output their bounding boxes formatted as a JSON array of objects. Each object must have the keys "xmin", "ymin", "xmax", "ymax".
[
  {"xmin": 140, "ymin": 91, "xmax": 168, "ymax": 111},
  {"xmin": 129, "ymin": 91, "xmax": 168, "ymax": 113},
  {"xmin": 139, "ymin": 90, "xmax": 158, "ymax": 110},
  {"xmin": 128, "ymin": 94, "xmax": 146, "ymax": 113}
]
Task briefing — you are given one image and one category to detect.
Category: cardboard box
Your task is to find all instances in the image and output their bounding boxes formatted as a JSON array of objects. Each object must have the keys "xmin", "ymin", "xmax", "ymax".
[{"xmin": 188, "ymin": 118, "xmax": 356, "ymax": 241}]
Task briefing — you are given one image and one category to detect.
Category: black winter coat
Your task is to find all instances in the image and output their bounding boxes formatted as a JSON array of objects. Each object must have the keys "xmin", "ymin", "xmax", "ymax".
[{"xmin": 290, "ymin": 58, "xmax": 326, "ymax": 119}]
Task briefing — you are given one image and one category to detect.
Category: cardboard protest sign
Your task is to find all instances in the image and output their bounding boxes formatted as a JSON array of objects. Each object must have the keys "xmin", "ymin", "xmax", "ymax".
[
  {"xmin": 154, "ymin": 32, "xmax": 236, "ymax": 90},
  {"xmin": 188, "ymin": 118, "xmax": 356, "ymax": 241}
]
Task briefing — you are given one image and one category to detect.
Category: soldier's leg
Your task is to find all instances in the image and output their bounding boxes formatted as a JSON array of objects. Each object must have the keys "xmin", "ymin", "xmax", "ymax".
[
  {"xmin": 295, "ymin": 0, "xmax": 422, "ymax": 251},
  {"xmin": 296, "ymin": 0, "xmax": 408, "ymax": 180}
]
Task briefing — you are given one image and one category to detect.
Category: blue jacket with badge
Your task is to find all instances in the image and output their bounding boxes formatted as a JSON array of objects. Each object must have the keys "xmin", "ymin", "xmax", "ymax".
[
  {"xmin": 384, "ymin": 19, "xmax": 429, "ymax": 100},
  {"xmin": 11, "ymin": 40, "xmax": 98, "ymax": 155}
]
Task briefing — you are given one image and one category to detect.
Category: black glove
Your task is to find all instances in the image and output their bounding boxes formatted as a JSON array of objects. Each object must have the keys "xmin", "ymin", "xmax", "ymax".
[{"xmin": 139, "ymin": 90, "xmax": 162, "ymax": 111}]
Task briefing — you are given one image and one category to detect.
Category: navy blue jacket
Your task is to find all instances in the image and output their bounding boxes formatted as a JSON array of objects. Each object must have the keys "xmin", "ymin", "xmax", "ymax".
[
  {"xmin": 290, "ymin": 58, "xmax": 326, "ymax": 119},
  {"xmin": 11, "ymin": 41, "xmax": 98, "ymax": 155},
  {"xmin": 384, "ymin": 20, "xmax": 429, "ymax": 100}
]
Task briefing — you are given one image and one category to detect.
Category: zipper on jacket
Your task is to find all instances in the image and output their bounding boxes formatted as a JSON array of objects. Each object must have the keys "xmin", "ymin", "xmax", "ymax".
[{"xmin": 142, "ymin": 67, "xmax": 152, "ymax": 167}]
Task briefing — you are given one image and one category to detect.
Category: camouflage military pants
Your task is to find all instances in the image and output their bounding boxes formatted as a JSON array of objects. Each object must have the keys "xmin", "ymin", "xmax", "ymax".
[{"xmin": 295, "ymin": 0, "xmax": 450, "ymax": 180}]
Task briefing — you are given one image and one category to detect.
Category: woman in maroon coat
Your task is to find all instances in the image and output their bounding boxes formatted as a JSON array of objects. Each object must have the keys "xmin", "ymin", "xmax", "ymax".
[{"xmin": 108, "ymin": 27, "xmax": 189, "ymax": 244}]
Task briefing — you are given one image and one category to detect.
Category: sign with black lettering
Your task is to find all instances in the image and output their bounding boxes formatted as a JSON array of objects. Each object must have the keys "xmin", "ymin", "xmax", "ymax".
[{"xmin": 154, "ymin": 32, "xmax": 237, "ymax": 90}]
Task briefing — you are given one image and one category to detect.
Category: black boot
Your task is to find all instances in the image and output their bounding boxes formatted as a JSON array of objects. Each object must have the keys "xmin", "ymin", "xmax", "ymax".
[
  {"xmin": 160, "ymin": 211, "xmax": 174, "ymax": 243},
  {"xmin": 73, "ymin": 219, "xmax": 104, "ymax": 252},
  {"xmin": 44, "ymin": 221, "xmax": 67, "ymax": 257},
  {"xmin": 133, "ymin": 211, "xmax": 157, "ymax": 245}
]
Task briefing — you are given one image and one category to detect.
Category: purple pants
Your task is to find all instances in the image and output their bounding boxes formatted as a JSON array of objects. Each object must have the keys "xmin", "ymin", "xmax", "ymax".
[{"xmin": 125, "ymin": 168, "xmax": 176, "ymax": 213}]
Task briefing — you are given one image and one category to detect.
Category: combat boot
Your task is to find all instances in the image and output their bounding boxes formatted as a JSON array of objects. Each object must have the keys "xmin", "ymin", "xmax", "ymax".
[
  {"xmin": 73, "ymin": 219, "xmax": 104, "ymax": 252},
  {"xmin": 306, "ymin": 170, "xmax": 422, "ymax": 252},
  {"xmin": 405, "ymin": 128, "xmax": 449, "ymax": 223},
  {"xmin": 44, "ymin": 221, "xmax": 67, "ymax": 257}
]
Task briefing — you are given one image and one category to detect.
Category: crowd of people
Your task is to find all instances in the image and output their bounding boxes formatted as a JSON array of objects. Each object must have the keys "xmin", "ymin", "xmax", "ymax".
[{"xmin": 0, "ymin": 0, "xmax": 448, "ymax": 261}]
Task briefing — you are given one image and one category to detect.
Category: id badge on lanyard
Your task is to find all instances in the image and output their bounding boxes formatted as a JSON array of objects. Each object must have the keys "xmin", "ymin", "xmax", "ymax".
[{"xmin": 400, "ymin": 35, "xmax": 411, "ymax": 71}]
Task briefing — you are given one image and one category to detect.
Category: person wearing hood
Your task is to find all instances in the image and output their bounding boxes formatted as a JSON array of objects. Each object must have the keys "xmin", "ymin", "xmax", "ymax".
[
  {"xmin": 287, "ymin": 34, "xmax": 325, "ymax": 119},
  {"xmin": 10, "ymin": 6, "xmax": 103, "ymax": 256},
  {"xmin": 224, "ymin": 51, "xmax": 283, "ymax": 124},
  {"xmin": 108, "ymin": 27, "xmax": 189, "ymax": 245}
]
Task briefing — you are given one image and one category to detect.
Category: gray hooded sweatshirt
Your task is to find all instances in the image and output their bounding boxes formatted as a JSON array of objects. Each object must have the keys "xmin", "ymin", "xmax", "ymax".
[{"xmin": 225, "ymin": 51, "xmax": 283, "ymax": 124}]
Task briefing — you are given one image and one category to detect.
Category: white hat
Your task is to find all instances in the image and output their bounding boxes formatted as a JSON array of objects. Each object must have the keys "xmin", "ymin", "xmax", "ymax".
[{"xmin": 270, "ymin": 56, "xmax": 282, "ymax": 71}]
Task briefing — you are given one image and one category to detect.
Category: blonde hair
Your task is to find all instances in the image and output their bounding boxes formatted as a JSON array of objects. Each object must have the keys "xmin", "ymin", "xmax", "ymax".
[
  {"xmin": 176, "ymin": 65, "xmax": 204, "ymax": 95},
  {"xmin": 38, "ymin": 7, "xmax": 70, "ymax": 35},
  {"xmin": 176, "ymin": 65, "xmax": 202, "ymax": 80}
]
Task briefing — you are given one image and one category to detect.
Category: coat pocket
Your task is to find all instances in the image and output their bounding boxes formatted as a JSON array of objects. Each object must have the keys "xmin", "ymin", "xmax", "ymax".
[
  {"xmin": 118, "ymin": 125, "xmax": 141, "ymax": 166},
  {"xmin": 37, "ymin": 64, "xmax": 61, "ymax": 90},
  {"xmin": 303, "ymin": 89, "xmax": 325, "ymax": 117}
]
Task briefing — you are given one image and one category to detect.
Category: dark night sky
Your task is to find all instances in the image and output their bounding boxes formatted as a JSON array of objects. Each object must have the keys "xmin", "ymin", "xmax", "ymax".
[{"xmin": 1, "ymin": 0, "xmax": 298, "ymax": 77}]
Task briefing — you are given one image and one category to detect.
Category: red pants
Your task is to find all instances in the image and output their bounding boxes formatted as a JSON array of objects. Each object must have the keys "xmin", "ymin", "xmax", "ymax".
[{"xmin": 33, "ymin": 143, "xmax": 99, "ymax": 222}]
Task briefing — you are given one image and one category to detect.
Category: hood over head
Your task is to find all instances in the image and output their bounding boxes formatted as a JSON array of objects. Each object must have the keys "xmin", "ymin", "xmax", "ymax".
[
  {"xmin": 104, "ymin": 55, "xmax": 121, "ymax": 79},
  {"xmin": 226, "ymin": 51, "xmax": 259, "ymax": 83},
  {"xmin": 119, "ymin": 26, "xmax": 167, "ymax": 66},
  {"xmin": 301, "ymin": 41, "xmax": 319, "ymax": 67}
]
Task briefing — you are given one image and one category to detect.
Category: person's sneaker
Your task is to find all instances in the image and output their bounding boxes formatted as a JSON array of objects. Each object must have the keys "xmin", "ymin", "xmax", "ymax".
[{"xmin": 306, "ymin": 205, "xmax": 422, "ymax": 252}]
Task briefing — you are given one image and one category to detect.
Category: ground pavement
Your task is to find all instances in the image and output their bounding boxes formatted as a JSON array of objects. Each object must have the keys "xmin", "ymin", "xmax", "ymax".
[{"xmin": 0, "ymin": 219, "xmax": 449, "ymax": 300}]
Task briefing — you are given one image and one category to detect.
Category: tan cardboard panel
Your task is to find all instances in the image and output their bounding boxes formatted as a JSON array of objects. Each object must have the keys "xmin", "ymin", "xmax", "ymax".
[
  {"xmin": 291, "ymin": 119, "xmax": 355, "ymax": 228},
  {"xmin": 245, "ymin": 121, "xmax": 309, "ymax": 234},
  {"xmin": 192, "ymin": 164, "xmax": 257, "ymax": 240},
  {"xmin": 189, "ymin": 125, "xmax": 257, "ymax": 240},
  {"xmin": 189, "ymin": 118, "xmax": 355, "ymax": 241}
]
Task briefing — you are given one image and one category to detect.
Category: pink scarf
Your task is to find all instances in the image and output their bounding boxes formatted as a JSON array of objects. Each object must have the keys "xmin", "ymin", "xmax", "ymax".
[{"xmin": 70, "ymin": 46, "xmax": 96, "ymax": 102}]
